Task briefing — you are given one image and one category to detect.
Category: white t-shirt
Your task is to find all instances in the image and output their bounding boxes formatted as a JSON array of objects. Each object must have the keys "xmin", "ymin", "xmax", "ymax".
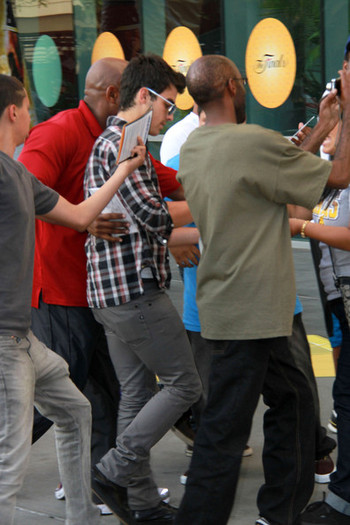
[{"xmin": 160, "ymin": 111, "xmax": 199, "ymax": 166}]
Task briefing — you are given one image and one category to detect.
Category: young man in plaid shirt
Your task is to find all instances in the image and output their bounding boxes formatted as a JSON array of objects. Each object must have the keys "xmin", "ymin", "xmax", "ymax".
[{"xmin": 84, "ymin": 54, "xmax": 202, "ymax": 525}]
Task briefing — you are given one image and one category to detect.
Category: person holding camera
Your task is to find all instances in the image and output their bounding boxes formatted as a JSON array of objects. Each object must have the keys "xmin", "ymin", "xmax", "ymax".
[
  {"xmin": 291, "ymin": 92, "xmax": 350, "ymax": 525},
  {"xmin": 288, "ymin": 37, "xmax": 350, "ymax": 524}
]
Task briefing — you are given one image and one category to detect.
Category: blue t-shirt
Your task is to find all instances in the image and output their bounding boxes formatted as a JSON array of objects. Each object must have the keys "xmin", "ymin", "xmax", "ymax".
[
  {"xmin": 166, "ymin": 154, "xmax": 180, "ymax": 171},
  {"xmin": 183, "ymin": 252, "xmax": 201, "ymax": 332},
  {"xmin": 295, "ymin": 295, "xmax": 303, "ymax": 316}
]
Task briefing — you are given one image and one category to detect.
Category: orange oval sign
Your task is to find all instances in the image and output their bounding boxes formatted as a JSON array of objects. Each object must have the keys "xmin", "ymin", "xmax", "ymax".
[
  {"xmin": 91, "ymin": 32, "xmax": 125, "ymax": 64},
  {"xmin": 163, "ymin": 26, "xmax": 202, "ymax": 110},
  {"xmin": 245, "ymin": 18, "xmax": 296, "ymax": 108}
]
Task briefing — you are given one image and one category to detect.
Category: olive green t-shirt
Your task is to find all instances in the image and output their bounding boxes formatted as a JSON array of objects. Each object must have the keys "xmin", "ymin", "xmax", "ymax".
[{"xmin": 177, "ymin": 123, "xmax": 332, "ymax": 340}]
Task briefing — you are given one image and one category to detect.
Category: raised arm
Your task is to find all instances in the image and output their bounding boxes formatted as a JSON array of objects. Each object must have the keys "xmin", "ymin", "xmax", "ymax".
[
  {"xmin": 300, "ymin": 91, "xmax": 340, "ymax": 154},
  {"xmin": 300, "ymin": 68, "xmax": 350, "ymax": 188},
  {"xmin": 327, "ymin": 68, "xmax": 350, "ymax": 188},
  {"xmin": 37, "ymin": 140, "xmax": 145, "ymax": 231}
]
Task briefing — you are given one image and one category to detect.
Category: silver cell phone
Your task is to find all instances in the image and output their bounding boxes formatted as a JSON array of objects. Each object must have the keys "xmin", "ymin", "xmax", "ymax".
[{"xmin": 289, "ymin": 116, "xmax": 316, "ymax": 140}]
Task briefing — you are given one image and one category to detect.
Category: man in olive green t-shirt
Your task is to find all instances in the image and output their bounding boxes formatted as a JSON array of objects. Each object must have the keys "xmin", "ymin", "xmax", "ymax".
[{"xmin": 174, "ymin": 55, "xmax": 350, "ymax": 525}]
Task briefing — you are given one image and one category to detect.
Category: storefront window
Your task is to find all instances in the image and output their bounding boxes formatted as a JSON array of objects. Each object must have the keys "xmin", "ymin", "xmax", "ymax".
[
  {"xmin": 0, "ymin": 0, "xmax": 349, "ymax": 138},
  {"xmin": 97, "ymin": 1, "xmax": 141, "ymax": 60},
  {"xmin": 260, "ymin": 0, "xmax": 323, "ymax": 133},
  {"xmin": 165, "ymin": 0, "xmax": 224, "ymax": 55},
  {"xmin": 225, "ymin": 0, "xmax": 349, "ymax": 135}
]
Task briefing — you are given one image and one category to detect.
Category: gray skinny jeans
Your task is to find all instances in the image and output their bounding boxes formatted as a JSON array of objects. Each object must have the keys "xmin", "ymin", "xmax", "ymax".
[
  {"xmin": 0, "ymin": 331, "xmax": 100, "ymax": 525},
  {"xmin": 93, "ymin": 285, "xmax": 202, "ymax": 510}
]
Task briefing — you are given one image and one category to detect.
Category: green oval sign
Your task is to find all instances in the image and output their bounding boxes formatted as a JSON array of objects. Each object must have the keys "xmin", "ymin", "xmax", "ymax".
[{"xmin": 33, "ymin": 35, "xmax": 62, "ymax": 107}]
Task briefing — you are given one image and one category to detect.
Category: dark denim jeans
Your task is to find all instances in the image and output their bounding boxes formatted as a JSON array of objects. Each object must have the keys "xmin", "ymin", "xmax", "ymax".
[
  {"xmin": 175, "ymin": 336, "xmax": 315, "ymax": 525},
  {"xmin": 289, "ymin": 313, "xmax": 336, "ymax": 459},
  {"xmin": 328, "ymin": 299, "xmax": 350, "ymax": 512}
]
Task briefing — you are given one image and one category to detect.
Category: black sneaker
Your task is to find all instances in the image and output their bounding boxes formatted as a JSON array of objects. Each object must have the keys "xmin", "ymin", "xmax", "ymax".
[
  {"xmin": 133, "ymin": 502, "xmax": 177, "ymax": 524},
  {"xmin": 91, "ymin": 466, "xmax": 136, "ymax": 525},
  {"xmin": 301, "ymin": 499, "xmax": 350, "ymax": 524}
]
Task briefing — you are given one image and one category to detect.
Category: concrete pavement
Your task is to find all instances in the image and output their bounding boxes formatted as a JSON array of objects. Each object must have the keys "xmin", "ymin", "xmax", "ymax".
[{"xmin": 14, "ymin": 242, "xmax": 336, "ymax": 524}]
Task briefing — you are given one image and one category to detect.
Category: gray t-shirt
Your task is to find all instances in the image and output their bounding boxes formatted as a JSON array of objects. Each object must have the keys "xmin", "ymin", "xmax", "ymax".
[
  {"xmin": 313, "ymin": 186, "xmax": 350, "ymax": 297},
  {"xmin": 0, "ymin": 152, "xmax": 59, "ymax": 336}
]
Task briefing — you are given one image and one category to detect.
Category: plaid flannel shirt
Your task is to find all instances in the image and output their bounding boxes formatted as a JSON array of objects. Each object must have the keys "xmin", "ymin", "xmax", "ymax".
[{"xmin": 84, "ymin": 116, "xmax": 173, "ymax": 308}]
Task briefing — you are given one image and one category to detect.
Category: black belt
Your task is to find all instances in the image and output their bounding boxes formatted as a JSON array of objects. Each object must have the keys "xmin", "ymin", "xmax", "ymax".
[{"xmin": 142, "ymin": 279, "xmax": 159, "ymax": 291}]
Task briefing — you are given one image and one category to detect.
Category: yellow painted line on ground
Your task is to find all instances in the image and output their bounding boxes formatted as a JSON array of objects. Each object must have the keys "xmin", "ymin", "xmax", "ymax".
[{"xmin": 307, "ymin": 334, "xmax": 335, "ymax": 378}]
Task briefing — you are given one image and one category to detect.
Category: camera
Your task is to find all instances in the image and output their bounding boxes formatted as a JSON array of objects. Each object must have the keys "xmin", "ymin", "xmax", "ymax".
[{"xmin": 326, "ymin": 77, "xmax": 341, "ymax": 96}]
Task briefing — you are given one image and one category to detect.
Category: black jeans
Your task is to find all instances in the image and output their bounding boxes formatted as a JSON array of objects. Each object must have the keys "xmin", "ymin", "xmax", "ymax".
[
  {"xmin": 288, "ymin": 313, "xmax": 336, "ymax": 459},
  {"xmin": 175, "ymin": 337, "xmax": 315, "ymax": 525},
  {"xmin": 328, "ymin": 298, "xmax": 350, "ymax": 508}
]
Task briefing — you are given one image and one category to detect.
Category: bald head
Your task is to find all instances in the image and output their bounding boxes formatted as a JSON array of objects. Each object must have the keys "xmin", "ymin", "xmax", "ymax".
[
  {"xmin": 83, "ymin": 57, "xmax": 127, "ymax": 129},
  {"xmin": 85, "ymin": 57, "xmax": 127, "ymax": 95},
  {"xmin": 187, "ymin": 55, "xmax": 246, "ymax": 124},
  {"xmin": 187, "ymin": 55, "xmax": 239, "ymax": 106}
]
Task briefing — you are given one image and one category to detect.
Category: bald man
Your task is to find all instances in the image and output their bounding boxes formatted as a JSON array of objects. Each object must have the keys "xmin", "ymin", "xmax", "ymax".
[
  {"xmin": 19, "ymin": 57, "xmax": 179, "ymax": 513},
  {"xmin": 174, "ymin": 55, "xmax": 350, "ymax": 525}
]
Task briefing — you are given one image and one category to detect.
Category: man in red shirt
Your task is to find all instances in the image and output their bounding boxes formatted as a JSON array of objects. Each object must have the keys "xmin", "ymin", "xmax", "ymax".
[{"xmin": 19, "ymin": 57, "xmax": 182, "ymax": 513}]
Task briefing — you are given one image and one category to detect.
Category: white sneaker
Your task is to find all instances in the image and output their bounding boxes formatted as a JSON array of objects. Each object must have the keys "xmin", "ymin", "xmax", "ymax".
[
  {"xmin": 180, "ymin": 471, "xmax": 189, "ymax": 485},
  {"xmin": 158, "ymin": 487, "xmax": 170, "ymax": 504},
  {"xmin": 97, "ymin": 503, "xmax": 113, "ymax": 515},
  {"xmin": 54, "ymin": 483, "xmax": 65, "ymax": 500},
  {"xmin": 256, "ymin": 518, "xmax": 271, "ymax": 525},
  {"xmin": 328, "ymin": 409, "xmax": 337, "ymax": 434}
]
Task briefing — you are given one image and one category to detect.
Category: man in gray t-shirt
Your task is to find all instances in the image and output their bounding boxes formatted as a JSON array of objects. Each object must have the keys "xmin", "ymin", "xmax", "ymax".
[
  {"xmin": 0, "ymin": 74, "xmax": 145, "ymax": 525},
  {"xmin": 0, "ymin": 74, "xmax": 100, "ymax": 525},
  {"xmin": 0, "ymin": 151, "xmax": 59, "ymax": 336}
]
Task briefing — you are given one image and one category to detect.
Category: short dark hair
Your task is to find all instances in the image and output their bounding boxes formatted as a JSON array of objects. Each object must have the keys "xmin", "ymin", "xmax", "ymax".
[
  {"xmin": 119, "ymin": 53, "xmax": 186, "ymax": 110},
  {"xmin": 0, "ymin": 74, "xmax": 26, "ymax": 118}
]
